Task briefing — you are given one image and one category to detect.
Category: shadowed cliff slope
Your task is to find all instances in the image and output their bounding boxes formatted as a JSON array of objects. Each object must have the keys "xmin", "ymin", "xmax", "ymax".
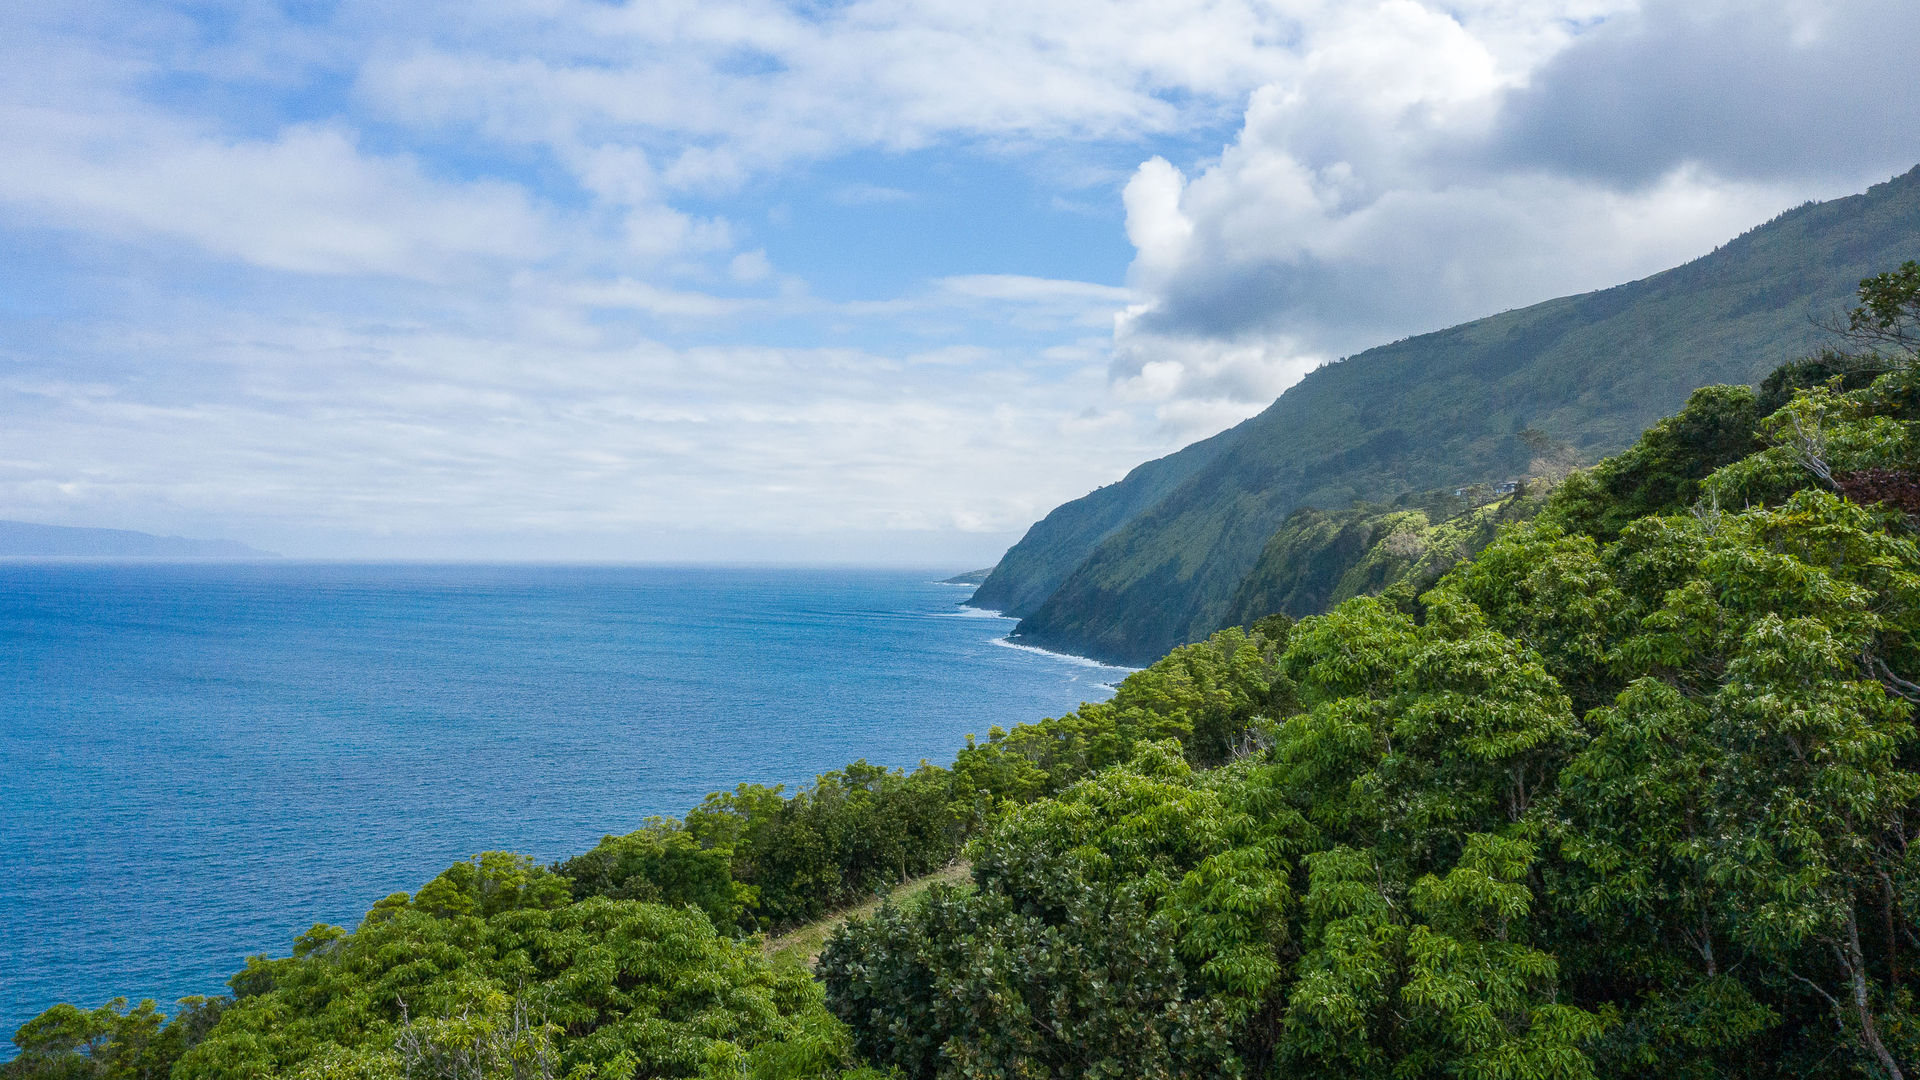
[{"xmin": 966, "ymin": 424, "xmax": 1237, "ymax": 616}]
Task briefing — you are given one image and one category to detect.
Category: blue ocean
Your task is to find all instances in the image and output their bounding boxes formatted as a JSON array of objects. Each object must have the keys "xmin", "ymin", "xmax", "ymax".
[{"xmin": 0, "ymin": 563, "xmax": 1127, "ymax": 1048}]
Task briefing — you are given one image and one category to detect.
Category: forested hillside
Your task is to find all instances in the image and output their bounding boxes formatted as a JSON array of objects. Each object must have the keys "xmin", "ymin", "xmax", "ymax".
[
  {"xmin": 984, "ymin": 164, "xmax": 1920, "ymax": 665},
  {"xmin": 10, "ymin": 265, "xmax": 1919, "ymax": 1080}
]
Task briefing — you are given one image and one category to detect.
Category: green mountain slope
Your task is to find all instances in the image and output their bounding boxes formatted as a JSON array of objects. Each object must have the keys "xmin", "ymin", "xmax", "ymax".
[
  {"xmin": 966, "ymin": 423, "xmax": 1238, "ymax": 616},
  {"xmin": 989, "ymin": 165, "xmax": 1920, "ymax": 664},
  {"xmin": 1221, "ymin": 489, "xmax": 1542, "ymax": 628}
]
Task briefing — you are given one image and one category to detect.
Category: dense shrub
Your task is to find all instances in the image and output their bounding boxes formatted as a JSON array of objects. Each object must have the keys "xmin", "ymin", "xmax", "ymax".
[
  {"xmin": 825, "ymin": 343, "xmax": 1920, "ymax": 1078},
  {"xmin": 9, "ymin": 854, "xmax": 866, "ymax": 1080},
  {"xmin": 1539, "ymin": 383, "xmax": 1762, "ymax": 541}
]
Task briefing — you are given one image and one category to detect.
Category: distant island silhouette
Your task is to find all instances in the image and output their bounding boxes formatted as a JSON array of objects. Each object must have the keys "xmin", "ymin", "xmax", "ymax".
[{"xmin": 0, "ymin": 520, "xmax": 275, "ymax": 558}]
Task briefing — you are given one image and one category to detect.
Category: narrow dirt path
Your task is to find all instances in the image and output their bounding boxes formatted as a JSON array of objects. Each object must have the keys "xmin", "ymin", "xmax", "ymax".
[{"xmin": 763, "ymin": 861, "xmax": 973, "ymax": 969}]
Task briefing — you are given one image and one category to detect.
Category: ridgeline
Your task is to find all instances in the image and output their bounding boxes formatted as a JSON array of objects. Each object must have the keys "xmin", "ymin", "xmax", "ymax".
[{"xmin": 978, "ymin": 164, "xmax": 1920, "ymax": 665}]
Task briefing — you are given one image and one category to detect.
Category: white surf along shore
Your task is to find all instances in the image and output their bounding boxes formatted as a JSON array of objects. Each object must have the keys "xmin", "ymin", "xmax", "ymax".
[
  {"xmin": 950, "ymin": 600, "xmax": 1141, "ymax": 678},
  {"xmin": 930, "ymin": 577, "xmax": 1140, "ymax": 679}
]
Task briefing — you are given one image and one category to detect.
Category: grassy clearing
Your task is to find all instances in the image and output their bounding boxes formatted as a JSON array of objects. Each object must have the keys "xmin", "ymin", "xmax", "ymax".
[{"xmin": 763, "ymin": 861, "xmax": 973, "ymax": 970}]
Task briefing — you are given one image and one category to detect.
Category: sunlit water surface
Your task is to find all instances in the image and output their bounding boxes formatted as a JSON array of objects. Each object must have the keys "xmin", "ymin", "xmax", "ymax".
[{"xmin": 0, "ymin": 563, "xmax": 1128, "ymax": 1046}]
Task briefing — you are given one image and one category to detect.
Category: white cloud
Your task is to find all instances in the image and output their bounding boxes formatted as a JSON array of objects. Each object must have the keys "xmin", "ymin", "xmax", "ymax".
[
  {"xmin": 0, "ymin": 107, "xmax": 552, "ymax": 278},
  {"xmin": 553, "ymin": 278, "xmax": 754, "ymax": 319},
  {"xmin": 1108, "ymin": 321, "xmax": 1327, "ymax": 436},
  {"xmin": 1121, "ymin": 158, "xmax": 1192, "ymax": 279},
  {"xmin": 832, "ymin": 183, "xmax": 915, "ymax": 206},
  {"xmin": 0, "ymin": 0, "xmax": 1318, "ymax": 290},
  {"xmin": 729, "ymin": 249, "xmax": 773, "ymax": 282},
  {"xmin": 1496, "ymin": 0, "xmax": 1920, "ymax": 185},
  {"xmin": 532, "ymin": 270, "xmax": 1131, "ymax": 329},
  {"xmin": 349, "ymin": 0, "xmax": 1315, "ymax": 190},
  {"xmin": 1109, "ymin": 0, "xmax": 1909, "ymax": 420},
  {"xmin": 0, "ymin": 307, "xmax": 1168, "ymax": 558},
  {"xmin": 935, "ymin": 275, "xmax": 1132, "ymax": 307}
]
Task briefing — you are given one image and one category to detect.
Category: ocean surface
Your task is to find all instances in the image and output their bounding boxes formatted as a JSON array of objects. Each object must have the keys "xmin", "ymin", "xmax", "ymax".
[{"xmin": 0, "ymin": 562, "xmax": 1130, "ymax": 1048}]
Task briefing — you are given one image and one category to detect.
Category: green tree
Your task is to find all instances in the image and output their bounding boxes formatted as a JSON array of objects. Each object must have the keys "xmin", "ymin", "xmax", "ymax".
[
  {"xmin": 1284, "ymin": 836, "xmax": 1606, "ymax": 1080},
  {"xmin": 6, "ymin": 997, "xmax": 223, "ymax": 1080},
  {"xmin": 556, "ymin": 818, "xmax": 754, "ymax": 933},
  {"xmin": 1835, "ymin": 261, "xmax": 1920, "ymax": 360}
]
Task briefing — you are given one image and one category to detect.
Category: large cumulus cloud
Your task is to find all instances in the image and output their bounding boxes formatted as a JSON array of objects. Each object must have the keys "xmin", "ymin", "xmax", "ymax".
[
  {"xmin": 1499, "ymin": 0, "xmax": 1920, "ymax": 186},
  {"xmin": 1113, "ymin": 0, "xmax": 1920, "ymax": 430}
]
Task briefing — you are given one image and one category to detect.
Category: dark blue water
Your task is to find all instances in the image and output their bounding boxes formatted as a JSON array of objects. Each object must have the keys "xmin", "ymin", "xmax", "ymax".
[{"xmin": 0, "ymin": 563, "xmax": 1126, "ymax": 1046}]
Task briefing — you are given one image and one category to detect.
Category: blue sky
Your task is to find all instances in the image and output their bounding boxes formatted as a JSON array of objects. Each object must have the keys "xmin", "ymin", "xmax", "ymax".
[{"xmin": 1, "ymin": 0, "xmax": 1915, "ymax": 562}]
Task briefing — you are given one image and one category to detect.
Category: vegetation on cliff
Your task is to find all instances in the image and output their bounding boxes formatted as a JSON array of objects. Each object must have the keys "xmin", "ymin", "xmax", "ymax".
[{"xmin": 1220, "ymin": 487, "xmax": 1546, "ymax": 629}]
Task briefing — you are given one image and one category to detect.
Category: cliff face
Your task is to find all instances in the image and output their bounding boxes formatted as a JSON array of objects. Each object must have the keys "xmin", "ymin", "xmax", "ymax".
[
  {"xmin": 982, "ymin": 165, "xmax": 1920, "ymax": 665},
  {"xmin": 966, "ymin": 423, "xmax": 1237, "ymax": 617}
]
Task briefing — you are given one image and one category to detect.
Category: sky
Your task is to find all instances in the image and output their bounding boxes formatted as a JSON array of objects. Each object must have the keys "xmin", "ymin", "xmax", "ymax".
[{"xmin": 1, "ymin": 0, "xmax": 1915, "ymax": 563}]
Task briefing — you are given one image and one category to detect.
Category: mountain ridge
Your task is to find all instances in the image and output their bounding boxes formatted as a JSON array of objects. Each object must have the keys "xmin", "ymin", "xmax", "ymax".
[
  {"xmin": 983, "ymin": 164, "xmax": 1920, "ymax": 665},
  {"xmin": 966, "ymin": 423, "xmax": 1239, "ymax": 616}
]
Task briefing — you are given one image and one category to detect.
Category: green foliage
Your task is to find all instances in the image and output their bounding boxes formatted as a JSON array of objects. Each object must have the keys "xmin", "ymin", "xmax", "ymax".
[
  {"xmin": 11, "ymin": 861, "xmax": 864, "ymax": 1079},
  {"xmin": 408, "ymin": 852, "xmax": 573, "ymax": 921},
  {"xmin": 1285, "ymin": 836, "xmax": 1607, "ymax": 1080},
  {"xmin": 735, "ymin": 762, "xmax": 963, "ymax": 929},
  {"xmin": 949, "ymin": 625, "xmax": 1291, "ymax": 813},
  {"xmin": 1703, "ymin": 368, "xmax": 1920, "ymax": 513},
  {"xmin": 1541, "ymin": 384, "xmax": 1761, "ymax": 541},
  {"xmin": 6, "ymin": 998, "xmax": 223, "ymax": 1080},
  {"xmin": 195, "ymin": 873, "xmax": 856, "ymax": 1080},
  {"xmin": 1225, "ymin": 491, "xmax": 1545, "ymax": 633},
  {"xmin": 823, "ymin": 751, "xmax": 1294, "ymax": 1079},
  {"xmin": 826, "ymin": 594, "xmax": 1606, "ymax": 1076},
  {"xmin": 1281, "ymin": 593, "xmax": 1581, "ymax": 857},
  {"xmin": 553, "ymin": 819, "xmax": 752, "ymax": 934},
  {"xmin": 1368, "ymin": 498, "xmax": 1535, "ymax": 613},
  {"xmin": 561, "ymin": 761, "xmax": 963, "ymax": 934},
  {"xmin": 1841, "ymin": 260, "xmax": 1920, "ymax": 359},
  {"xmin": 1437, "ymin": 518, "xmax": 1646, "ymax": 718},
  {"xmin": 1443, "ymin": 482, "xmax": 1920, "ymax": 1077},
  {"xmin": 822, "ymin": 876, "xmax": 1239, "ymax": 1080},
  {"xmin": 1755, "ymin": 348, "xmax": 1892, "ymax": 415}
]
